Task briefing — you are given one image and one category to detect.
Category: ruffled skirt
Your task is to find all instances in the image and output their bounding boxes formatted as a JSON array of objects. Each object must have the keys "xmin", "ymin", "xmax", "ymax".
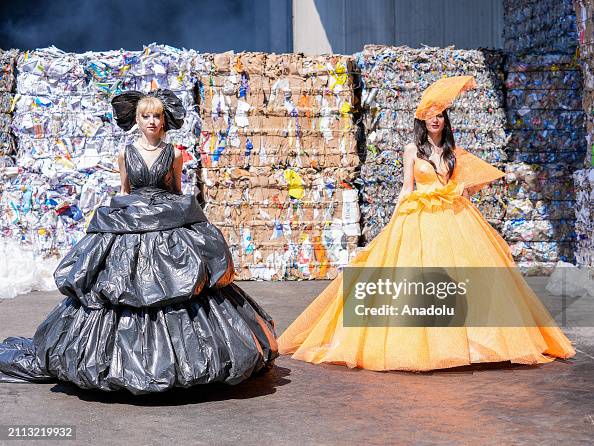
[
  {"xmin": 278, "ymin": 185, "xmax": 575, "ymax": 371},
  {"xmin": 0, "ymin": 188, "xmax": 278, "ymax": 393}
]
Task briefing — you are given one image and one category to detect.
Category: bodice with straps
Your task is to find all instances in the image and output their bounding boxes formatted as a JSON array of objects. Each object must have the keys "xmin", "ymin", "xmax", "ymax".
[
  {"xmin": 413, "ymin": 156, "xmax": 455, "ymax": 192},
  {"xmin": 87, "ymin": 142, "xmax": 208, "ymax": 234},
  {"xmin": 397, "ymin": 150, "xmax": 464, "ymax": 215},
  {"xmin": 125, "ymin": 142, "xmax": 174, "ymax": 191}
]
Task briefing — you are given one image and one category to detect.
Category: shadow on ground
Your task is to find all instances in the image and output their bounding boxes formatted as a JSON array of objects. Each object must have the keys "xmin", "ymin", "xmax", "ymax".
[{"xmin": 49, "ymin": 365, "xmax": 292, "ymax": 406}]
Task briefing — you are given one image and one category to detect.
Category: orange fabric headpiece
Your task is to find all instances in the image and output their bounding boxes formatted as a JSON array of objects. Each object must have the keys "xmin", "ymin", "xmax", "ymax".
[{"xmin": 415, "ymin": 76, "xmax": 477, "ymax": 120}]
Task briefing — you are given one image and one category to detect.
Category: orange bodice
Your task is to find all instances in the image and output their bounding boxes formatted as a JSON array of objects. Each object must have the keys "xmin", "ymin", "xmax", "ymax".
[
  {"xmin": 413, "ymin": 147, "xmax": 506, "ymax": 192},
  {"xmin": 413, "ymin": 156, "xmax": 450, "ymax": 191}
]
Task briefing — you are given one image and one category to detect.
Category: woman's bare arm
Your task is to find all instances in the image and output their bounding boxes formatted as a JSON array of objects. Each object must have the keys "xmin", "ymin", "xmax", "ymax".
[
  {"xmin": 396, "ymin": 143, "xmax": 416, "ymax": 207},
  {"xmin": 171, "ymin": 148, "xmax": 183, "ymax": 194},
  {"xmin": 118, "ymin": 148, "xmax": 130, "ymax": 195}
]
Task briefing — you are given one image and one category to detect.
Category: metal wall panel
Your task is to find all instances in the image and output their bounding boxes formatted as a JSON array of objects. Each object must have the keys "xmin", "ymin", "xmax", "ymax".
[
  {"xmin": 266, "ymin": 0, "xmax": 293, "ymax": 53},
  {"xmin": 295, "ymin": 0, "xmax": 503, "ymax": 54}
]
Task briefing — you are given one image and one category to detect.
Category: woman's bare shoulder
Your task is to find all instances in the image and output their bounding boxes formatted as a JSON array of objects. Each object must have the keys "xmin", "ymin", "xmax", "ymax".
[
  {"xmin": 173, "ymin": 146, "xmax": 183, "ymax": 161},
  {"xmin": 403, "ymin": 143, "xmax": 417, "ymax": 159}
]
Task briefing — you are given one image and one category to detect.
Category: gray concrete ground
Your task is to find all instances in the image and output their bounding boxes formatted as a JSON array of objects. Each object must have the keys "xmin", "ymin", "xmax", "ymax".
[{"xmin": 1, "ymin": 278, "xmax": 594, "ymax": 446}]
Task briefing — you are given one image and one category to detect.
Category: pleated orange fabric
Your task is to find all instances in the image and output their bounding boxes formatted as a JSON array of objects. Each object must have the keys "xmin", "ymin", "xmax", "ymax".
[{"xmin": 277, "ymin": 147, "xmax": 575, "ymax": 371}]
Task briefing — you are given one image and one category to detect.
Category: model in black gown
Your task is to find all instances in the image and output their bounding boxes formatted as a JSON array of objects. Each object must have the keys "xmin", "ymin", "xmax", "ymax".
[{"xmin": 0, "ymin": 90, "xmax": 278, "ymax": 394}]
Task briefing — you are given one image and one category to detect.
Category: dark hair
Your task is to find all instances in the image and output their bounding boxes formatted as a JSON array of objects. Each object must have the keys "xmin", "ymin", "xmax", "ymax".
[{"xmin": 413, "ymin": 109, "xmax": 456, "ymax": 182}]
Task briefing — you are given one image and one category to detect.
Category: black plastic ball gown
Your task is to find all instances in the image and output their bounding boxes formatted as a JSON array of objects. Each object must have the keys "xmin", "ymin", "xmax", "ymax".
[{"xmin": 0, "ymin": 143, "xmax": 278, "ymax": 394}]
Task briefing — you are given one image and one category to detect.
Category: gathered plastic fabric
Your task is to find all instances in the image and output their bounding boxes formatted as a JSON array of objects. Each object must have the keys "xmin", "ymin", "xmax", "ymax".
[
  {"xmin": 397, "ymin": 180, "xmax": 464, "ymax": 214},
  {"xmin": 450, "ymin": 147, "xmax": 506, "ymax": 192},
  {"xmin": 0, "ymin": 143, "xmax": 278, "ymax": 393},
  {"xmin": 414, "ymin": 76, "xmax": 477, "ymax": 120},
  {"xmin": 277, "ymin": 148, "xmax": 575, "ymax": 371}
]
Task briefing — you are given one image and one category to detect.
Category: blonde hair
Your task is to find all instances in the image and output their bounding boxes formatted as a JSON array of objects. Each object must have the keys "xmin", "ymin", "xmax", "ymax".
[
  {"xmin": 136, "ymin": 97, "xmax": 165, "ymax": 135},
  {"xmin": 136, "ymin": 96, "xmax": 164, "ymax": 117}
]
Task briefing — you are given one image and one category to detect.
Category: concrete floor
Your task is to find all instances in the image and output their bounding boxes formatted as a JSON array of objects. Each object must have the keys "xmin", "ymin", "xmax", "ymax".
[{"xmin": 1, "ymin": 279, "xmax": 594, "ymax": 446}]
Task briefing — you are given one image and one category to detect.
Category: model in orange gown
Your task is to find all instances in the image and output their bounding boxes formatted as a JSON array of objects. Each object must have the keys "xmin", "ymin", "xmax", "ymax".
[{"xmin": 277, "ymin": 76, "xmax": 575, "ymax": 371}]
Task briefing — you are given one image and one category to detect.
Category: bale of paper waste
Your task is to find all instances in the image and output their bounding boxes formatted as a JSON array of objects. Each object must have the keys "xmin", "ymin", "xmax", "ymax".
[
  {"xmin": 0, "ymin": 49, "xmax": 18, "ymax": 169},
  {"xmin": 194, "ymin": 52, "xmax": 361, "ymax": 280},
  {"xmin": 4, "ymin": 44, "xmax": 203, "ymax": 258}
]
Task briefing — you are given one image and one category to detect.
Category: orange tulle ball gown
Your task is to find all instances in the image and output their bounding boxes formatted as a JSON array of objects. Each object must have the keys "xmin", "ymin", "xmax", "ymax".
[{"xmin": 277, "ymin": 147, "xmax": 575, "ymax": 371}]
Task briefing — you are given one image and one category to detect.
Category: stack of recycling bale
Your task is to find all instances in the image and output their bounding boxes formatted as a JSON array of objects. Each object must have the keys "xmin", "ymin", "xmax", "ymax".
[
  {"xmin": 503, "ymin": 54, "xmax": 585, "ymax": 273},
  {"xmin": 572, "ymin": 0, "xmax": 594, "ymax": 267},
  {"xmin": 503, "ymin": 0, "xmax": 579, "ymax": 54},
  {"xmin": 572, "ymin": 168, "xmax": 594, "ymax": 267},
  {"xmin": 0, "ymin": 49, "xmax": 18, "ymax": 169},
  {"xmin": 195, "ymin": 52, "xmax": 360, "ymax": 280},
  {"xmin": 503, "ymin": 0, "xmax": 586, "ymax": 274},
  {"xmin": 355, "ymin": 45, "xmax": 508, "ymax": 244},
  {"xmin": 575, "ymin": 0, "xmax": 594, "ymax": 168},
  {"xmin": 1, "ymin": 44, "xmax": 202, "ymax": 256}
]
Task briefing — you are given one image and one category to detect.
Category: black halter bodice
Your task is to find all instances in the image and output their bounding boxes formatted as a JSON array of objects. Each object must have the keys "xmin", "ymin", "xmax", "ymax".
[{"xmin": 125, "ymin": 143, "xmax": 174, "ymax": 190}]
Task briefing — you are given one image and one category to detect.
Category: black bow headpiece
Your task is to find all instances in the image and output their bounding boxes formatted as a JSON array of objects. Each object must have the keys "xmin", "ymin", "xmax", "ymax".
[{"xmin": 111, "ymin": 89, "xmax": 185, "ymax": 132}]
